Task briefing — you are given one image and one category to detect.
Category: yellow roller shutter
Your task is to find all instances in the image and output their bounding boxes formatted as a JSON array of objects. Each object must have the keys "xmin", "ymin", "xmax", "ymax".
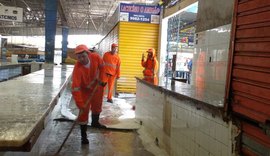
[{"xmin": 117, "ymin": 21, "xmax": 159, "ymax": 93}]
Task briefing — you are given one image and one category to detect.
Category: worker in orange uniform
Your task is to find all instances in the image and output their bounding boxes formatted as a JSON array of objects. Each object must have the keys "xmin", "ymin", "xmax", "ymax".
[
  {"xmin": 71, "ymin": 44, "xmax": 106, "ymax": 144},
  {"xmin": 102, "ymin": 43, "xmax": 121, "ymax": 103},
  {"xmin": 141, "ymin": 48, "xmax": 159, "ymax": 85}
]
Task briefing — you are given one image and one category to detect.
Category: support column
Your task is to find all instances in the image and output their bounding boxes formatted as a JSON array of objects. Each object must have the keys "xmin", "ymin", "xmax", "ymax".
[
  {"xmin": 45, "ymin": 0, "xmax": 58, "ymax": 63},
  {"xmin": 61, "ymin": 26, "xmax": 69, "ymax": 63}
]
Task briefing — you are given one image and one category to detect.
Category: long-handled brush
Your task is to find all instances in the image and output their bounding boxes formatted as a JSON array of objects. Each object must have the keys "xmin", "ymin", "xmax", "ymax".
[{"xmin": 54, "ymin": 84, "xmax": 99, "ymax": 155}]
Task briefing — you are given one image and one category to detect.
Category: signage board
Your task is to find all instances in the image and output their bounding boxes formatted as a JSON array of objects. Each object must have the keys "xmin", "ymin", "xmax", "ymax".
[
  {"xmin": 0, "ymin": 6, "xmax": 23, "ymax": 22},
  {"xmin": 119, "ymin": 3, "xmax": 161, "ymax": 24}
]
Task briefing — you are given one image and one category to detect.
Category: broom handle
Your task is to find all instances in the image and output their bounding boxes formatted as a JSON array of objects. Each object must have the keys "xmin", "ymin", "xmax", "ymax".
[{"xmin": 54, "ymin": 83, "xmax": 99, "ymax": 155}]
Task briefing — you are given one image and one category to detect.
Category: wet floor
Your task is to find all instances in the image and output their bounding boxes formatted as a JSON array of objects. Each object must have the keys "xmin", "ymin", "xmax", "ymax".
[
  {"xmin": 0, "ymin": 65, "xmax": 160, "ymax": 156},
  {"xmin": 0, "ymin": 97, "xmax": 154, "ymax": 156}
]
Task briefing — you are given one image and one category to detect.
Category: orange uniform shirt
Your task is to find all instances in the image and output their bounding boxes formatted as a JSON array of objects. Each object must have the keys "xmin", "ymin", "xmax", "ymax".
[
  {"xmin": 141, "ymin": 58, "xmax": 158, "ymax": 77},
  {"xmin": 71, "ymin": 52, "xmax": 103, "ymax": 109},
  {"xmin": 103, "ymin": 52, "xmax": 121, "ymax": 78}
]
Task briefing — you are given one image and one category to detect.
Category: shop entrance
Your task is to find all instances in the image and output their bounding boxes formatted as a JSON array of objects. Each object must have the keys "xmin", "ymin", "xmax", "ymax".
[{"xmin": 161, "ymin": 2, "xmax": 198, "ymax": 85}]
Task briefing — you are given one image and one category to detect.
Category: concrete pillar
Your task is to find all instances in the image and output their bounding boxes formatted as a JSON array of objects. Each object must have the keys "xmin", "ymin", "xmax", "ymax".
[
  {"xmin": 61, "ymin": 26, "xmax": 69, "ymax": 63},
  {"xmin": 45, "ymin": 0, "xmax": 57, "ymax": 63}
]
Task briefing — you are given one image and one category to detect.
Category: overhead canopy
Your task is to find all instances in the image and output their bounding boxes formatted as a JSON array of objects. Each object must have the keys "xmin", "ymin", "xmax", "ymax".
[{"xmin": 0, "ymin": 0, "xmax": 160, "ymax": 36}]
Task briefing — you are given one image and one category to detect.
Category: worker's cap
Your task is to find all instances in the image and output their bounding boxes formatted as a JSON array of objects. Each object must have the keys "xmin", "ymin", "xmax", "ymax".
[
  {"xmin": 146, "ymin": 48, "xmax": 155, "ymax": 53},
  {"xmin": 111, "ymin": 43, "xmax": 118, "ymax": 48},
  {"xmin": 75, "ymin": 44, "xmax": 89, "ymax": 54}
]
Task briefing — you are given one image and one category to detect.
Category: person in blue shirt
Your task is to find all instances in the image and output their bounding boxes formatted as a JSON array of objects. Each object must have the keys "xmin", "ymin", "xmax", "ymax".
[{"xmin": 187, "ymin": 59, "xmax": 192, "ymax": 84}]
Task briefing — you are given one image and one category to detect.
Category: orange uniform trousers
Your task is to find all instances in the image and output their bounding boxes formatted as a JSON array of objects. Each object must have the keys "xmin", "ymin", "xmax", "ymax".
[
  {"xmin": 77, "ymin": 84, "xmax": 104, "ymax": 124},
  {"xmin": 103, "ymin": 74, "xmax": 116, "ymax": 100}
]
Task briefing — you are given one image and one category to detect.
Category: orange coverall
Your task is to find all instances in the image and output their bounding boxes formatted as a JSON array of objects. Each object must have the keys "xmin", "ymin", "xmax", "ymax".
[
  {"xmin": 141, "ymin": 50, "xmax": 159, "ymax": 85},
  {"xmin": 102, "ymin": 51, "xmax": 121, "ymax": 100},
  {"xmin": 71, "ymin": 52, "xmax": 104, "ymax": 124}
]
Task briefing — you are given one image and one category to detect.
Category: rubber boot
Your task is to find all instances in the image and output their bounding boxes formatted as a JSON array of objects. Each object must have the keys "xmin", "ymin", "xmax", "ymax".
[
  {"xmin": 91, "ymin": 114, "xmax": 106, "ymax": 128},
  {"xmin": 107, "ymin": 99, "xmax": 113, "ymax": 103},
  {"xmin": 80, "ymin": 125, "xmax": 89, "ymax": 144}
]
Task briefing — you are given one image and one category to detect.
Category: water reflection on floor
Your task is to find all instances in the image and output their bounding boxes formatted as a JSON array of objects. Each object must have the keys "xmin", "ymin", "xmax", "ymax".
[{"xmin": 54, "ymin": 50, "xmax": 62, "ymax": 65}]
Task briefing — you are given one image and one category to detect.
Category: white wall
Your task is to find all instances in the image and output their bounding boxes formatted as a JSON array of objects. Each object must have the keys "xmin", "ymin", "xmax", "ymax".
[
  {"xmin": 192, "ymin": 24, "xmax": 231, "ymax": 100},
  {"xmin": 136, "ymin": 80, "xmax": 238, "ymax": 156},
  {"xmin": 169, "ymin": 96, "xmax": 234, "ymax": 156}
]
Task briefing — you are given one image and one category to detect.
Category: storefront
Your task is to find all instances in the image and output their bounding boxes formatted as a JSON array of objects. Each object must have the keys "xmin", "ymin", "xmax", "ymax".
[
  {"xmin": 98, "ymin": 3, "xmax": 161, "ymax": 93},
  {"xmin": 159, "ymin": 2, "xmax": 197, "ymax": 85}
]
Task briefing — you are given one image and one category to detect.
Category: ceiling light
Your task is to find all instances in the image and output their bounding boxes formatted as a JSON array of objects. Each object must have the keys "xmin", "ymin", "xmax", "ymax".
[
  {"xmin": 21, "ymin": 0, "xmax": 31, "ymax": 11},
  {"xmin": 86, "ymin": 21, "xmax": 89, "ymax": 24},
  {"xmin": 27, "ymin": 7, "xmax": 31, "ymax": 11}
]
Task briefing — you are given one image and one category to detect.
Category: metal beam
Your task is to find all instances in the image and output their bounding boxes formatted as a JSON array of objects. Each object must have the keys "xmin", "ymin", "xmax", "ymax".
[
  {"xmin": 58, "ymin": 0, "xmax": 68, "ymax": 26},
  {"xmin": 69, "ymin": 12, "xmax": 79, "ymax": 28}
]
